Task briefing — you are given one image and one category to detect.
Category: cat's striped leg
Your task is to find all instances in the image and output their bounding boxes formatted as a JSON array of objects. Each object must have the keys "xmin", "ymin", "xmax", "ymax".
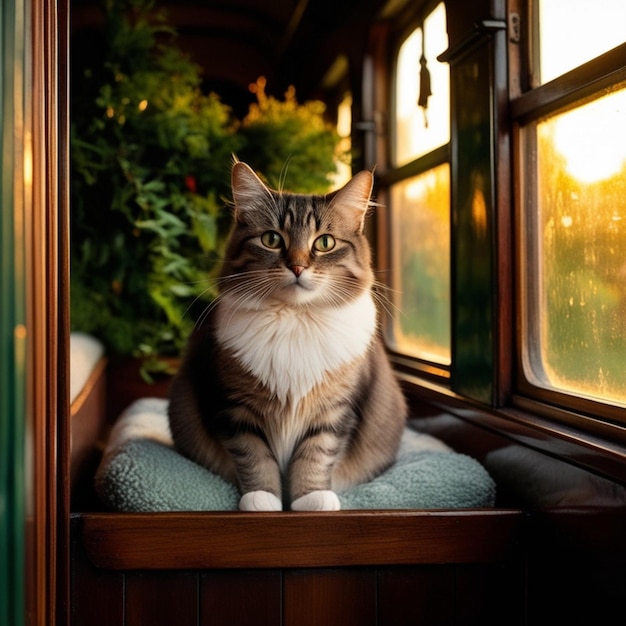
[
  {"xmin": 224, "ymin": 427, "xmax": 283, "ymax": 512},
  {"xmin": 288, "ymin": 427, "xmax": 343, "ymax": 511}
]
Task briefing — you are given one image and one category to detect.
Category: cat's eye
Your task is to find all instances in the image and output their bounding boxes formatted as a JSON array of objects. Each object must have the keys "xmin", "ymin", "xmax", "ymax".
[
  {"xmin": 261, "ymin": 231, "xmax": 283, "ymax": 249},
  {"xmin": 313, "ymin": 234, "xmax": 336, "ymax": 252}
]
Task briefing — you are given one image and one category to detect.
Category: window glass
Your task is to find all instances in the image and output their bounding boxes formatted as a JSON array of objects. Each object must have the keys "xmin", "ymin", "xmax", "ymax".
[
  {"xmin": 524, "ymin": 87, "xmax": 626, "ymax": 405},
  {"xmin": 537, "ymin": 0, "xmax": 626, "ymax": 84},
  {"xmin": 389, "ymin": 164, "xmax": 451, "ymax": 364},
  {"xmin": 332, "ymin": 92, "xmax": 352, "ymax": 189},
  {"xmin": 394, "ymin": 2, "xmax": 449, "ymax": 165},
  {"xmin": 387, "ymin": 2, "xmax": 450, "ymax": 368}
]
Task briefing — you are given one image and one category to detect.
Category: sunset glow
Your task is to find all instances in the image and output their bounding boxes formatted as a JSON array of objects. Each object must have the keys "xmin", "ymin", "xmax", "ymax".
[{"xmin": 548, "ymin": 89, "xmax": 626, "ymax": 184}]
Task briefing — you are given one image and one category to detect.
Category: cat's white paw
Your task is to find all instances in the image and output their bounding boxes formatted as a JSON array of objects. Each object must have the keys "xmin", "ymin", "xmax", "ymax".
[
  {"xmin": 239, "ymin": 490, "xmax": 283, "ymax": 512},
  {"xmin": 291, "ymin": 490, "xmax": 341, "ymax": 511}
]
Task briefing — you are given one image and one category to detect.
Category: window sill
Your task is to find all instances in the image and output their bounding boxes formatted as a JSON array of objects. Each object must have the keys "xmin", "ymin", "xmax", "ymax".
[
  {"xmin": 398, "ymin": 372, "xmax": 626, "ymax": 485},
  {"xmin": 72, "ymin": 509, "xmax": 523, "ymax": 570}
]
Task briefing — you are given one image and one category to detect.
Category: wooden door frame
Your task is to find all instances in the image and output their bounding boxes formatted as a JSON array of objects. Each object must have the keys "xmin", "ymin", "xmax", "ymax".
[{"xmin": 22, "ymin": 0, "xmax": 69, "ymax": 624}]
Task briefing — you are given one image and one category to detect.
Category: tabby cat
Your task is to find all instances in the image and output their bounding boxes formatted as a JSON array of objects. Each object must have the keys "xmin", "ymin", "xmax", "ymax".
[{"xmin": 168, "ymin": 161, "xmax": 407, "ymax": 511}]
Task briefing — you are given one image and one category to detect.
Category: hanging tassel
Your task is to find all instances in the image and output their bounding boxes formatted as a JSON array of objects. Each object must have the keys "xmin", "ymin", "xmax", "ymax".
[{"xmin": 418, "ymin": 54, "xmax": 432, "ymax": 127}]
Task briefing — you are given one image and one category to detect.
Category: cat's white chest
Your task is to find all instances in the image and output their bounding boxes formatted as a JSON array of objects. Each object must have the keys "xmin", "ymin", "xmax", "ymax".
[{"xmin": 215, "ymin": 292, "xmax": 377, "ymax": 405}]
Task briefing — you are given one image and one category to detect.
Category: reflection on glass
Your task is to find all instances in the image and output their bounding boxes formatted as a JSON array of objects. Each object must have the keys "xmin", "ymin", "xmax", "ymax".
[
  {"xmin": 538, "ymin": 0, "xmax": 626, "ymax": 84},
  {"xmin": 394, "ymin": 2, "xmax": 449, "ymax": 165},
  {"xmin": 389, "ymin": 164, "xmax": 450, "ymax": 364},
  {"xmin": 531, "ymin": 88, "xmax": 626, "ymax": 404}
]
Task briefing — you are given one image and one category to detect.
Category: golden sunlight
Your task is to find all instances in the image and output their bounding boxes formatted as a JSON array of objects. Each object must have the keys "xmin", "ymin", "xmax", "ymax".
[
  {"xmin": 539, "ymin": 0, "xmax": 626, "ymax": 84},
  {"xmin": 395, "ymin": 2, "xmax": 448, "ymax": 165},
  {"xmin": 537, "ymin": 1, "xmax": 626, "ymax": 184},
  {"xmin": 549, "ymin": 89, "xmax": 626, "ymax": 184}
]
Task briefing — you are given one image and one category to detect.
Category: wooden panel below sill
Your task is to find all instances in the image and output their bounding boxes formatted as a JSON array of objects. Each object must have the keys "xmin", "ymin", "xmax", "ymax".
[{"xmin": 74, "ymin": 509, "xmax": 523, "ymax": 570}]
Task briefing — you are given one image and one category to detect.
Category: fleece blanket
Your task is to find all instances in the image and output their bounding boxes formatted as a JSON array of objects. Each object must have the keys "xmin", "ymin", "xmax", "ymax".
[{"xmin": 95, "ymin": 398, "xmax": 495, "ymax": 511}]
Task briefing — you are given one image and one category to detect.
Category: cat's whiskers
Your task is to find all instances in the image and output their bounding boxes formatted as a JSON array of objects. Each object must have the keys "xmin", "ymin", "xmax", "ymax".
[
  {"xmin": 180, "ymin": 279, "xmax": 221, "ymax": 323},
  {"xmin": 177, "ymin": 259, "xmax": 234, "ymax": 323},
  {"xmin": 194, "ymin": 297, "xmax": 220, "ymax": 330},
  {"xmin": 371, "ymin": 280, "xmax": 404, "ymax": 319},
  {"xmin": 219, "ymin": 278, "xmax": 283, "ymax": 329},
  {"xmin": 277, "ymin": 156, "xmax": 293, "ymax": 194},
  {"xmin": 316, "ymin": 281, "xmax": 353, "ymax": 308},
  {"xmin": 195, "ymin": 283, "xmax": 262, "ymax": 330},
  {"xmin": 220, "ymin": 271, "xmax": 282, "ymax": 310},
  {"xmin": 191, "ymin": 270, "xmax": 270, "ymax": 329},
  {"xmin": 309, "ymin": 273, "xmax": 402, "ymax": 320},
  {"xmin": 191, "ymin": 270, "xmax": 401, "ymax": 328},
  {"xmin": 327, "ymin": 272, "xmax": 399, "ymax": 316}
]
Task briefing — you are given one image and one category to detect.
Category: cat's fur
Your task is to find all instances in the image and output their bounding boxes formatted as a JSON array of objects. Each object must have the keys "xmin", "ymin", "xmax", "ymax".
[{"xmin": 168, "ymin": 161, "xmax": 407, "ymax": 511}]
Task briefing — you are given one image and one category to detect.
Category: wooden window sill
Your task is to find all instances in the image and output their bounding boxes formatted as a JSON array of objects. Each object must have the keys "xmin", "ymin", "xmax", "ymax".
[{"xmin": 72, "ymin": 509, "xmax": 523, "ymax": 570}]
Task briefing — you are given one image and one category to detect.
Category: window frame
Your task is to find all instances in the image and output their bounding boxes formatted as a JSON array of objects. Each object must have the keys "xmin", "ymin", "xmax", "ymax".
[
  {"xmin": 368, "ymin": 0, "xmax": 626, "ymax": 484},
  {"xmin": 512, "ymin": 40, "xmax": 626, "ymax": 429},
  {"xmin": 376, "ymin": 0, "xmax": 452, "ymax": 384}
]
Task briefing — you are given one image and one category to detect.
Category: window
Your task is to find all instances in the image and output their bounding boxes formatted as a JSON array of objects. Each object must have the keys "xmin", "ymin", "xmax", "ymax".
[
  {"xmin": 333, "ymin": 92, "xmax": 352, "ymax": 189},
  {"xmin": 516, "ymin": 0, "xmax": 626, "ymax": 415},
  {"xmin": 384, "ymin": 2, "xmax": 451, "ymax": 370},
  {"xmin": 394, "ymin": 5, "xmax": 449, "ymax": 165},
  {"xmin": 533, "ymin": 0, "xmax": 626, "ymax": 85}
]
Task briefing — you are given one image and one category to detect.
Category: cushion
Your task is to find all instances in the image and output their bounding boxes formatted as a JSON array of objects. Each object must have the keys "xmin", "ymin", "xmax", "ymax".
[{"xmin": 95, "ymin": 398, "xmax": 496, "ymax": 511}]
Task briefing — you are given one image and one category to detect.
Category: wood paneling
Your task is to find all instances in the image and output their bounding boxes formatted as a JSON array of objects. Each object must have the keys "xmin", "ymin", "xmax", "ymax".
[
  {"xmin": 454, "ymin": 564, "xmax": 524, "ymax": 626},
  {"xmin": 284, "ymin": 568, "xmax": 377, "ymax": 626},
  {"xmin": 378, "ymin": 566, "xmax": 454, "ymax": 626},
  {"xmin": 71, "ymin": 529, "xmax": 123, "ymax": 626},
  {"xmin": 201, "ymin": 570, "xmax": 281, "ymax": 626},
  {"xmin": 69, "ymin": 561, "xmax": 527, "ymax": 626},
  {"xmin": 126, "ymin": 572, "xmax": 198, "ymax": 626},
  {"xmin": 70, "ymin": 512, "xmax": 525, "ymax": 626}
]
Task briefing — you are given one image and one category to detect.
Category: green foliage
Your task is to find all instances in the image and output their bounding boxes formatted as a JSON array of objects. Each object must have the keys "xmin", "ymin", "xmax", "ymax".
[
  {"xmin": 237, "ymin": 78, "xmax": 341, "ymax": 193},
  {"xmin": 70, "ymin": 0, "xmax": 342, "ymax": 370}
]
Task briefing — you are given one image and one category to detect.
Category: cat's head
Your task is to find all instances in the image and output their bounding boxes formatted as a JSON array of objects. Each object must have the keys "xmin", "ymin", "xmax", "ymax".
[{"xmin": 220, "ymin": 161, "xmax": 374, "ymax": 309}]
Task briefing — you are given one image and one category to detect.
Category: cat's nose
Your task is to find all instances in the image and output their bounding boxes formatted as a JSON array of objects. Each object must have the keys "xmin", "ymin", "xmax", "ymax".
[{"xmin": 290, "ymin": 265, "xmax": 306, "ymax": 277}]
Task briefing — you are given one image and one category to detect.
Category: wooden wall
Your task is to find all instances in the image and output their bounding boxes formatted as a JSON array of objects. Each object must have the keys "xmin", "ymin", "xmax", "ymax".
[{"xmin": 71, "ymin": 527, "xmax": 525, "ymax": 626}]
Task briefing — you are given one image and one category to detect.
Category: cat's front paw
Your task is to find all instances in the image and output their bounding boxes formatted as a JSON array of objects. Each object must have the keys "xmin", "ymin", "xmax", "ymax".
[
  {"xmin": 291, "ymin": 490, "xmax": 341, "ymax": 511},
  {"xmin": 239, "ymin": 490, "xmax": 283, "ymax": 512}
]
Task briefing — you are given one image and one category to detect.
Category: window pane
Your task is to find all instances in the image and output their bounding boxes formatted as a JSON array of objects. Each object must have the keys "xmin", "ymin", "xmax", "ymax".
[
  {"xmin": 537, "ymin": 0, "xmax": 626, "ymax": 84},
  {"xmin": 525, "ymin": 88, "xmax": 626, "ymax": 405},
  {"xmin": 389, "ymin": 164, "xmax": 451, "ymax": 364},
  {"xmin": 394, "ymin": 2, "xmax": 449, "ymax": 165},
  {"xmin": 332, "ymin": 92, "xmax": 352, "ymax": 189}
]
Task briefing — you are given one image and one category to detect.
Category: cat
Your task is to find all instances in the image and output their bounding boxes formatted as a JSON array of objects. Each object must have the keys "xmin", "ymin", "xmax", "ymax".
[{"xmin": 168, "ymin": 161, "xmax": 407, "ymax": 511}]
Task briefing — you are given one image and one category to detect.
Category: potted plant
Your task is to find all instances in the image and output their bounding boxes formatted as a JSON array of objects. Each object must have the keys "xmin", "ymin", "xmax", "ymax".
[{"xmin": 70, "ymin": 0, "xmax": 343, "ymax": 385}]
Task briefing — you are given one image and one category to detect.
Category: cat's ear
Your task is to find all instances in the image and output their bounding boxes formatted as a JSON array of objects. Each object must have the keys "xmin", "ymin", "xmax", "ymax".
[
  {"xmin": 231, "ymin": 161, "xmax": 273, "ymax": 223},
  {"xmin": 328, "ymin": 170, "xmax": 373, "ymax": 233}
]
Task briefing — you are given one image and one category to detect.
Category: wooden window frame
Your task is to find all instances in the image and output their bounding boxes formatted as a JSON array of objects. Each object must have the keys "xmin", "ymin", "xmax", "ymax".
[
  {"xmin": 369, "ymin": 0, "xmax": 626, "ymax": 486},
  {"xmin": 12, "ymin": 0, "xmax": 71, "ymax": 623},
  {"xmin": 512, "ymin": 37, "xmax": 626, "ymax": 430}
]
